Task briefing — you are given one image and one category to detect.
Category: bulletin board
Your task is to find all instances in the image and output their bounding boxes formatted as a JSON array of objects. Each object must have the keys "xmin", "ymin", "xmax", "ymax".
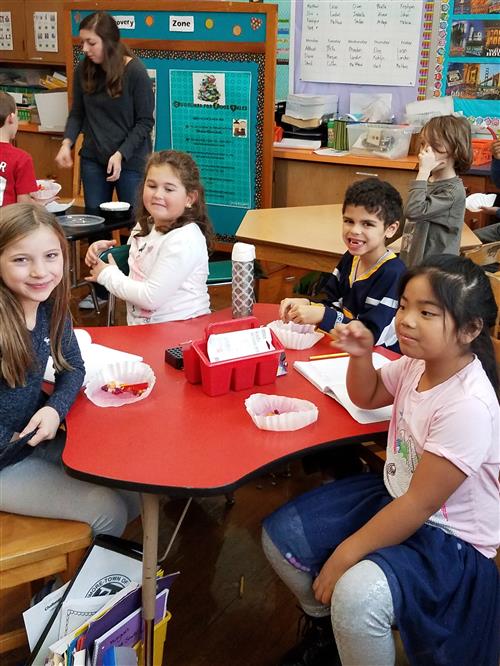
[
  {"xmin": 289, "ymin": 1, "xmax": 436, "ymax": 121},
  {"xmin": 437, "ymin": 0, "xmax": 500, "ymax": 128},
  {"xmin": 63, "ymin": 1, "xmax": 277, "ymax": 238}
]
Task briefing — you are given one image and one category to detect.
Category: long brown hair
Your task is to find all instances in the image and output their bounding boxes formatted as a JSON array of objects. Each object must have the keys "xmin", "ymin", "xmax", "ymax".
[
  {"xmin": 0, "ymin": 204, "xmax": 72, "ymax": 388},
  {"xmin": 79, "ymin": 11, "xmax": 133, "ymax": 98},
  {"xmin": 134, "ymin": 150, "xmax": 214, "ymax": 249}
]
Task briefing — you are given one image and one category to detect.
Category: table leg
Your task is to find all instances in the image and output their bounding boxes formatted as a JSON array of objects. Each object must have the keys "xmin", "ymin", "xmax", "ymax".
[
  {"xmin": 70, "ymin": 241, "xmax": 78, "ymax": 289},
  {"xmin": 141, "ymin": 493, "xmax": 159, "ymax": 666}
]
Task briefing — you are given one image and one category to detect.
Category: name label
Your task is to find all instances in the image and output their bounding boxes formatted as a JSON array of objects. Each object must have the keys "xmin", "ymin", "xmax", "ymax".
[
  {"xmin": 113, "ymin": 15, "xmax": 135, "ymax": 30},
  {"xmin": 169, "ymin": 15, "xmax": 194, "ymax": 32}
]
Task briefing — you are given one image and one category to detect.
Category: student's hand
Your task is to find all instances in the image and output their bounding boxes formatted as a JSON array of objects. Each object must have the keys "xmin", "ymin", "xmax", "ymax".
[
  {"xmin": 55, "ymin": 140, "xmax": 73, "ymax": 168},
  {"xmin": 417, "ymin": 146, "xmax": 445, "ymax": 178},
  {"xmin": 491, "ymin": 140, "xmax": 500, "ymax": 161},
  {"xmin": 333, "ymin": 321, "xmax": 374, "ymax": 356},
  {"xmin": 85, "ymin": 254, "xmax": 116, "ymax": 282},
  {"xmin": 287, "ymin": 304, "xmax": 325, "ymax": 325},
  {"xmin": 313, "ymin": 548, "xmax": 353, "ymax": 605},
  {"xmin": 106, "ymin": 151, "xmax": 122, "ymax": 182},
  {"xmin": 279, "ymin": 298, "xmax": 310, "ymax": 321},
  {"xmin": 480, "ymin": 206, "xmax": 499, "ymax": 215},
  {"xmin": 85, "ymin": 239, "xmax": 117, "ymax": 267},
  {"xmin": 20, "ymin": 406, "xmax": 60, "ymax": 447}
]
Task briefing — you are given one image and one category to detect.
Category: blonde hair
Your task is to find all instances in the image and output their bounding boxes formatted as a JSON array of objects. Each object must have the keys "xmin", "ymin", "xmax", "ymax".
[
  {"xmin": 134, "ymin": 150, "xmax": 214, "ymax": 248},
  {"xmin": 421, "ymin": 115, "xmax": 472, "ymax": 174},
  {"xmin": 0, "ymin": 204, "xmax": 72, "ymax": 387}
]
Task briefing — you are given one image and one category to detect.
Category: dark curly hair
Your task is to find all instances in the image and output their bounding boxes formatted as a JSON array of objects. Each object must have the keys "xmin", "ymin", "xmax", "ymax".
[
  {"xmin": 133, "ymin": 150, "xmax": 214, "ymax": 249},
  {"xmin": 342, "ymin": 178, "xmax": 403, "ymax": 228},
  {"xmin": 399, "ymin": 254, "xmax": 498, "ymax": 397}
]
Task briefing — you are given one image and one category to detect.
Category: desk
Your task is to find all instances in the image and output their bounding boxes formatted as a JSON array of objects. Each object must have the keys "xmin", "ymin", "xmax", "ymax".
[
  {"xmin": 236, "ymin": 204, "xmax": 481, "ymax": 275},
  {"xmin": 62, "ymin": 304, "xmax": 391, "ymax": 665}
]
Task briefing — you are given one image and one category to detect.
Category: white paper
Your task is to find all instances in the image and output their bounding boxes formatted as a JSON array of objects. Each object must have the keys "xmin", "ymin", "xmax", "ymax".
[
  {"xmin": 350, "ymin": 93, "xmax": 393, "ymax": 123},
  {"xmin": 33, "ymin": 11, "xmax": 58, "ymax": 52},
  {"xmin": 34, "ymin": 92, "xmax": 68, "ymax": 131},
  {"xmin": 300, "ymin": 1, "xmax": 423, "ymax": 86},
  {"xmin": 44, "ymin": 329, "xmax": 143, "ymax": 385},
  {"xmin": 0, "ymin": 12, "xmax": 13, "ymax": 50},
  {"xmin": 206, "ymin": 326, "xmax": 274, "ymax": 362},
  {"xmin": 23, "ymin": 582, "xmax": 69, "ymax": 651},
  {"xmin": 58, "ymin": 596, "xmax": 111, "ymax": 639},
  {"xmin": 294, "ymin": 352, "xmax": 393, "ymax": 424},
  {"xmin": 274, "ymin": 138, "xmax": 321, "ymax": 150}
]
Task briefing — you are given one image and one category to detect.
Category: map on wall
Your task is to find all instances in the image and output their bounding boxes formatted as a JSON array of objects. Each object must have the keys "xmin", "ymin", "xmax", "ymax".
[{"xmin": 299, "ymin": 1, "xmax": 424, "ymax": 86}]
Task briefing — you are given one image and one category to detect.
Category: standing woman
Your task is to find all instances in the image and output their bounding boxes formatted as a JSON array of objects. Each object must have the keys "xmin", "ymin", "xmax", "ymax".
[{"xmin": 55, "ymin": 11, "xmax": 154, "ymax": 213}]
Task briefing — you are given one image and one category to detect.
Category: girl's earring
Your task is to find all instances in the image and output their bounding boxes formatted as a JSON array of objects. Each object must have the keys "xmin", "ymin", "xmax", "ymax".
[{"xmin": 186, "ymin": 203, "xmax": 192, "ymax": 209}]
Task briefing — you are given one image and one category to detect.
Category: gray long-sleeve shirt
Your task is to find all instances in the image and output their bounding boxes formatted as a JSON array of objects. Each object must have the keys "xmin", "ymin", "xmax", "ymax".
[
  {"xmin": 0, "ymin": 302, "xmax": 85, "ymax": 468},
  {"xmin": 399, "ymin": 176, "xmax": 466, "ymax": 267},
  {"xmin": 64, "ymin": 58, "xmax": 154, "ymax": 172}
]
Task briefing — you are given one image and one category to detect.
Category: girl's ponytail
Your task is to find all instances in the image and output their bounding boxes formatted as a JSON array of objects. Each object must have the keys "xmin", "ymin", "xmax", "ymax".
[{"xmin": 471, "ymin": 328, "xmax": 499, "ymax": 398}]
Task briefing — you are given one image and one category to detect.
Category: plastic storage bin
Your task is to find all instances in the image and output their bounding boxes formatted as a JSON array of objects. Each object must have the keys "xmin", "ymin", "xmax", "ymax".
[
  {"xmin": 347, "ymin": 123, "xmax": 414, "ymax": 160},
  {"xmin": 183, "ymin": 317, "xmax": 284, "ymax": 397},
  {"xmin": 471, "ymin": 139, "xmax": 493, "ymax": 167}
]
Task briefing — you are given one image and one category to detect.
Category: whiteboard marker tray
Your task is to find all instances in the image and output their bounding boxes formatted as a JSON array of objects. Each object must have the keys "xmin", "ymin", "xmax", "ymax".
[{"xmin": 58, "ymin": 214, "xmax": 105, "ymax": 229}]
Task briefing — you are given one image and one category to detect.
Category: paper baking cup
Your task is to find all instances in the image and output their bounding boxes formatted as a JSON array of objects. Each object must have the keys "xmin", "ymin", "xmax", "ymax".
[
  {"xmin": 245, "ymin": 393, "xmax": 319, "ymax": 431},
  {"xmin": 267, "ymin": 320, "xmax": 324, "ymax": 350},
  {"xmin": 84, "ymin": 361, "xmax": 155, "ymax": 407},
  {"xmin": 32, "ymin": 180, "xmax": 62, "ymax": 201},
  {"xmin": 465, "ymin": 192, "xmax": 496, "ymax": 212}
]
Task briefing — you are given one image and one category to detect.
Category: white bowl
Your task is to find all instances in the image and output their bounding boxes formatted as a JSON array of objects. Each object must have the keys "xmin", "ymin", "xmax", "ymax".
[
  {"xmin": 46, "ymin": 199, "xmax": 75, "ymax": 213},
  {"xmin": 99, "ymin": 201, "xmax": 131, "ymax": 212},
  {"xmin": 245, "ymin": 393, "xmax": 319, "ymax": 431},
  {"xmin": 85, "ymin": 361, "xmax": 156, "ymax": 408},
  {"xmin": 32, "ymin": 180, "xmax": 62, "ymax": 201}
]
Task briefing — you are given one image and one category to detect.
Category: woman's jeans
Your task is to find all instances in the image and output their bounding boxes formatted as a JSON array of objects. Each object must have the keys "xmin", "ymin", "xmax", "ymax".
[{"xmin": 81, "ymin": 157, "xmax": 143, "ymax": 214}]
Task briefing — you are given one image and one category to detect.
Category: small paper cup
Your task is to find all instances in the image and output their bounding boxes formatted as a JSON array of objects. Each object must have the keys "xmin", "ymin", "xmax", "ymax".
[
  {"xmin": 245, "ymin": 393, "xmax": 319, "ymax": 431},
  {"xmin": 267, "ymin": 320, "xmax": 324, "ymax": 350},
  {"xmin": 32, "ymin": 180, "xmax": 62, "ymax": 201},
  {"xmin": 84, "ymin": 361, "xmax": 156, "ymax": 407}
]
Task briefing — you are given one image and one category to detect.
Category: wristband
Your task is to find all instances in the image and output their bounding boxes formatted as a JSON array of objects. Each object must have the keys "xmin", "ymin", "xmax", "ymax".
[{"xmin": 333, "ymin": 310, "xmax": 344, "ymax": 327}]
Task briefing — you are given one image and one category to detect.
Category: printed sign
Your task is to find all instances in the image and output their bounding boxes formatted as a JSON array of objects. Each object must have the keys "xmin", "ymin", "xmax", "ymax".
[
  {"xmin": 113, "ymin": 15, "xmax": 135, "ymax": 30},
  {"xmin": 169, "ymin": 15, "xmax": 194, "ymax": 32}
]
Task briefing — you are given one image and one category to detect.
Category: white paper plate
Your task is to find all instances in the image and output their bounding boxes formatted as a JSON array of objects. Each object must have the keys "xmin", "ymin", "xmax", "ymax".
[
  {"xmin": 32, "ymin": 180, "xmax": 62, "ymax": 201},
  {"xmin": 267, "ymin": 320, "xmax": 324, "ymax": 350},
  {"xmin": 245, "ymin": 393, "xmax": 319, "ymax": 431},
  {"xmin": 99, "ymin": 201, "xmax": 131, "ymax": 211},
  {"xmin": 465, "ymin": 192, "xmax": 497, "ymax": 212},
  {"xmin": 46, "ymin": 199, "xmax": 75, "ymax": 213},
  {"xmin": 85, "ymin": 361, "xmax": 156, "ymax": 407}
]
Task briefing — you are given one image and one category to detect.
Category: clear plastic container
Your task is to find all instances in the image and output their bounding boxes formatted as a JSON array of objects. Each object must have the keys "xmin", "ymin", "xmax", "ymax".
[{"xmin": 347, "ymin": 123, "xmax": 414, "ymax": 160}]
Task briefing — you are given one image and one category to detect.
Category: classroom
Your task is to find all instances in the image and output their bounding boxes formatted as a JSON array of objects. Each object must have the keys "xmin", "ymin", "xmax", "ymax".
[{"xmin": 0, "ymin": 1, "xmax": 499, "ymax": 665}]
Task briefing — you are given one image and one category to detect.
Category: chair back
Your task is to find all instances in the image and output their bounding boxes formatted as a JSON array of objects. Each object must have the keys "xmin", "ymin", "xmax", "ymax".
[
  {"xmin": 463, "ymin": 241, "xmax": 500, "ymax": 267},
  {"xmin": 487, "ymin": 271, "xmax": 500, "ymax": 339}
]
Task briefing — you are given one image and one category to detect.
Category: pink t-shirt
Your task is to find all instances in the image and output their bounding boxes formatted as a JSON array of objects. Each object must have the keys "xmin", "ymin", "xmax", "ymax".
[{"xmin": 381, "ymin": 355, "xmax": 500, "ymax": 558}]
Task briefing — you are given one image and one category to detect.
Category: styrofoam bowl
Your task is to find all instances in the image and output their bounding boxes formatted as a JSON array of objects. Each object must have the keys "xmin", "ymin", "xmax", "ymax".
[
  {"xmin": 99, "ymin": 201, "xmax": 131, "ymax": 212},
  {"xmin": 245, "ymin": 393, "xmax": 319, "ymax": 431},
  {"xmin": 465, "ymin": 192, "xmax": 497, "ymax": 212},
  {"xmin": 32, "ymin": 180, "xmax": 62, "ymax": 201},
  {"xmin": 84, "ymin": 361, "xmax": 155, "ymax": 407},
  {"xmin": 46, "ymin": 199, "xmax": 75, "ymax": 213},
  {"xmin": 267, "ymin": 320, "xmax": 324, "ymax": 350}
]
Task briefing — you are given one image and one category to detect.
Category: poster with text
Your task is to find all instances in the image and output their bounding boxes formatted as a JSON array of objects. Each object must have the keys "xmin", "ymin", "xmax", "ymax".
[
  {"xmin": 446, "ymin": 62, "xmax": 500, "ymax": 99},
  {"xmin": 450, "ymin": 19, "xmax": 500, "ymax": 57},
  {"xmin": 170, "ymin": 69, "xmax": 252, "ymax": 209},
  {"xmin": 453, "ymin": 0, "xmax": 500, "ymax": 14}
]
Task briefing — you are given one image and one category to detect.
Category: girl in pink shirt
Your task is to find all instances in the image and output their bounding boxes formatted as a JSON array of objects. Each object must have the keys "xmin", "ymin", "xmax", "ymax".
[{"xmin": 263, "ymin": 254, "xmax": 499, "ymax": 666}]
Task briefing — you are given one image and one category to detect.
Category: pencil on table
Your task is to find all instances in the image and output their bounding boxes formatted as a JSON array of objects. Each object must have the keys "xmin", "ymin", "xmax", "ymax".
[{"xmin": 309, "ymin": 352, "xmax": 350, "ymax": 360}]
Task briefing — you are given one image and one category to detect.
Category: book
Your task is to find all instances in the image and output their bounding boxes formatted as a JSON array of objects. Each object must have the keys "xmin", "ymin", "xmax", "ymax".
[
  {"xmin": 44, "ymin": 329, "xmax": 143, "ymax": 385},
  {"xmin": 293, "ymin": 352, "xmax": 393, "ymax": 424},
  {"xmin": 281, "ymin": 113, "xmax": 334, "ymax": 129},
  {"xmin": 273, "ymin": 137, "xmax": 322, "ymax": 150}
]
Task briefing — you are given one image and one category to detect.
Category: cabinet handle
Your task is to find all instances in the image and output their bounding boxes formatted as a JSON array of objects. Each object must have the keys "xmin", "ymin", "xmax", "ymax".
[
  {"xmin": 355, "ymin": 171, "xmax": 379, "ymax": 178},
  {"xmin": 284, "ymin": 276, "xmax": 296, "ymax": 282},
  {"xmin": 30, "ymin": 57, "xmax": 43, "ymax": 61},
  {"xmin": 50, "ymin": 136, "xmax": 62, "ymax": 141}
]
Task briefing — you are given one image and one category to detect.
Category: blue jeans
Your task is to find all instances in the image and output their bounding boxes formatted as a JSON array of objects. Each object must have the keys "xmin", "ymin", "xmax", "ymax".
[{"xmin": 81, "ymin": 157, "xmax": 143, "ymax": 214}]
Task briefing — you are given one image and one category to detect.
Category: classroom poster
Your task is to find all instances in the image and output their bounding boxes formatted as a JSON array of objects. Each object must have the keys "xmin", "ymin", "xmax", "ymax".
[
  {"xmin": 446, "ymin": 62, "xmax": 500, "ymax": 99},
  {"xmin": 453, "ymin": 0, "xmax": 500, "ymax": 13},
  {"xmin": 450, "ymin": 18, "xmax": 500, "ymax": 57},
  {"xmin": 0, "ymin": 12, "xmax": 13, "ymax": 50},
  {"xmin": 33, "ymin": 12, "xmax": 58, "ymax": 52},
  {"xmin": 169, "ymin": 69, "xmax": 252, "ymax": 209}
]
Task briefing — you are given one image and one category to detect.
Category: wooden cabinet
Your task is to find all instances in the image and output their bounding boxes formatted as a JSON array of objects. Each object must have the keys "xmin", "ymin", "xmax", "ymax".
[
  {"xmin": 0, "ymin": 0, "xmax": 66, "ymax": 64},
  {"xmin": 15, "ymin": 129, "xmax": 73, "ymax": 198},
  {"xmin": 257, "ymin": 262, "xmax": 311, "ymax": 304},
  {"xmin": 273, "ymin": 149, "xmax": 418, "ymax": 208}
]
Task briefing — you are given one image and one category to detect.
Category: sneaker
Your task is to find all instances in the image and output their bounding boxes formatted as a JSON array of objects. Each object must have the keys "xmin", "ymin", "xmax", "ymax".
[
  {"xmin": 78, "ymin": 294, "xmax": 108, "ymax": 310},
  {"xmin": 280, "ymin": 613, "xmax": 341, "ymax": 666}
]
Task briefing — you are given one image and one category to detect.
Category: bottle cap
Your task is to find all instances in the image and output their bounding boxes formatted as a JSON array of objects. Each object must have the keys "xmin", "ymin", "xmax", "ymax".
[{"xmin": 232, "ymin": 242, "xmax": 255, "ymax": 262}]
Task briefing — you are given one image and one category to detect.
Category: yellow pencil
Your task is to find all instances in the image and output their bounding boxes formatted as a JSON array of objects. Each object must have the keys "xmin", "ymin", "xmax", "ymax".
[{"xmin": 309, "ymin": 352, "xmax": 349, "ymax": 360}]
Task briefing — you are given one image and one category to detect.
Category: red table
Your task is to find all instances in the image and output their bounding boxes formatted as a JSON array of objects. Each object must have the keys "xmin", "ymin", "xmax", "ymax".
[{"xmin": 63, "ymin": 304, "xmax": 390, "ymax": 664}]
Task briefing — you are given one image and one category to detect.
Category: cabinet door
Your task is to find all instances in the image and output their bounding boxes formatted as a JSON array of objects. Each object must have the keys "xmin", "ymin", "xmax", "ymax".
[
  {"xmin": 0, "ymin": 2, "xmax": 26, "ymax": 62},
  {"xmin": 15, "ymin": 131, "xmax": 73, "ymax": 197},
  {"xmin": 24, "ymin": 0, "xmax": 65, "ymax": 65},
  {"xmin": 341, "ymin": 165, "xmax": 415, "ymax": 201},
  {"xmin": 273, "ymin": 159, "xmax": 350, "ymax": 207}
]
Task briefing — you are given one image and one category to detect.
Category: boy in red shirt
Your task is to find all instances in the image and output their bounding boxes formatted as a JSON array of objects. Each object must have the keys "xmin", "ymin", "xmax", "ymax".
[{"xmin": 0, "ymin": 91, "xmax": 38, "ymax": 206}]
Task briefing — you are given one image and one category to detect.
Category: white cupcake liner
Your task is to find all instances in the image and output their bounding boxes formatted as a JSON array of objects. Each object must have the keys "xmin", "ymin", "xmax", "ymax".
[
  {"xmin": 267, "ymin": 320, "xmax": 324, "ymax": 350},
  {"xmin": 32, "ymin": 180, "xmax": 62, "ymax": 201},
  {"xmin": 84, "ymin": 361, "xmax": 156, "ymax": 407},
  {"xmin": 465, "ymin": 192, "xmax": 496, "ymax": 212},
  {"xmin": 245, "ymin": 393, "xmax": 319, "ymax": 431}
]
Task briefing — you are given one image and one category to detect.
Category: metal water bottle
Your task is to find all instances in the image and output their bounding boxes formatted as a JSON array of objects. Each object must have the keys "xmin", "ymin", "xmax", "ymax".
[{"xmin": 231, "ymin": 242, "xmax": 255, "ymax": 318}]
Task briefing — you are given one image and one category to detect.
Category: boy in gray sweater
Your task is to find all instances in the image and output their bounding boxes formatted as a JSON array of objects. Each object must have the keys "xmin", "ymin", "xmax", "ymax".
[{"xmin": 400, "ymin": 115, "xmax": 472, "ymax": 267}]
